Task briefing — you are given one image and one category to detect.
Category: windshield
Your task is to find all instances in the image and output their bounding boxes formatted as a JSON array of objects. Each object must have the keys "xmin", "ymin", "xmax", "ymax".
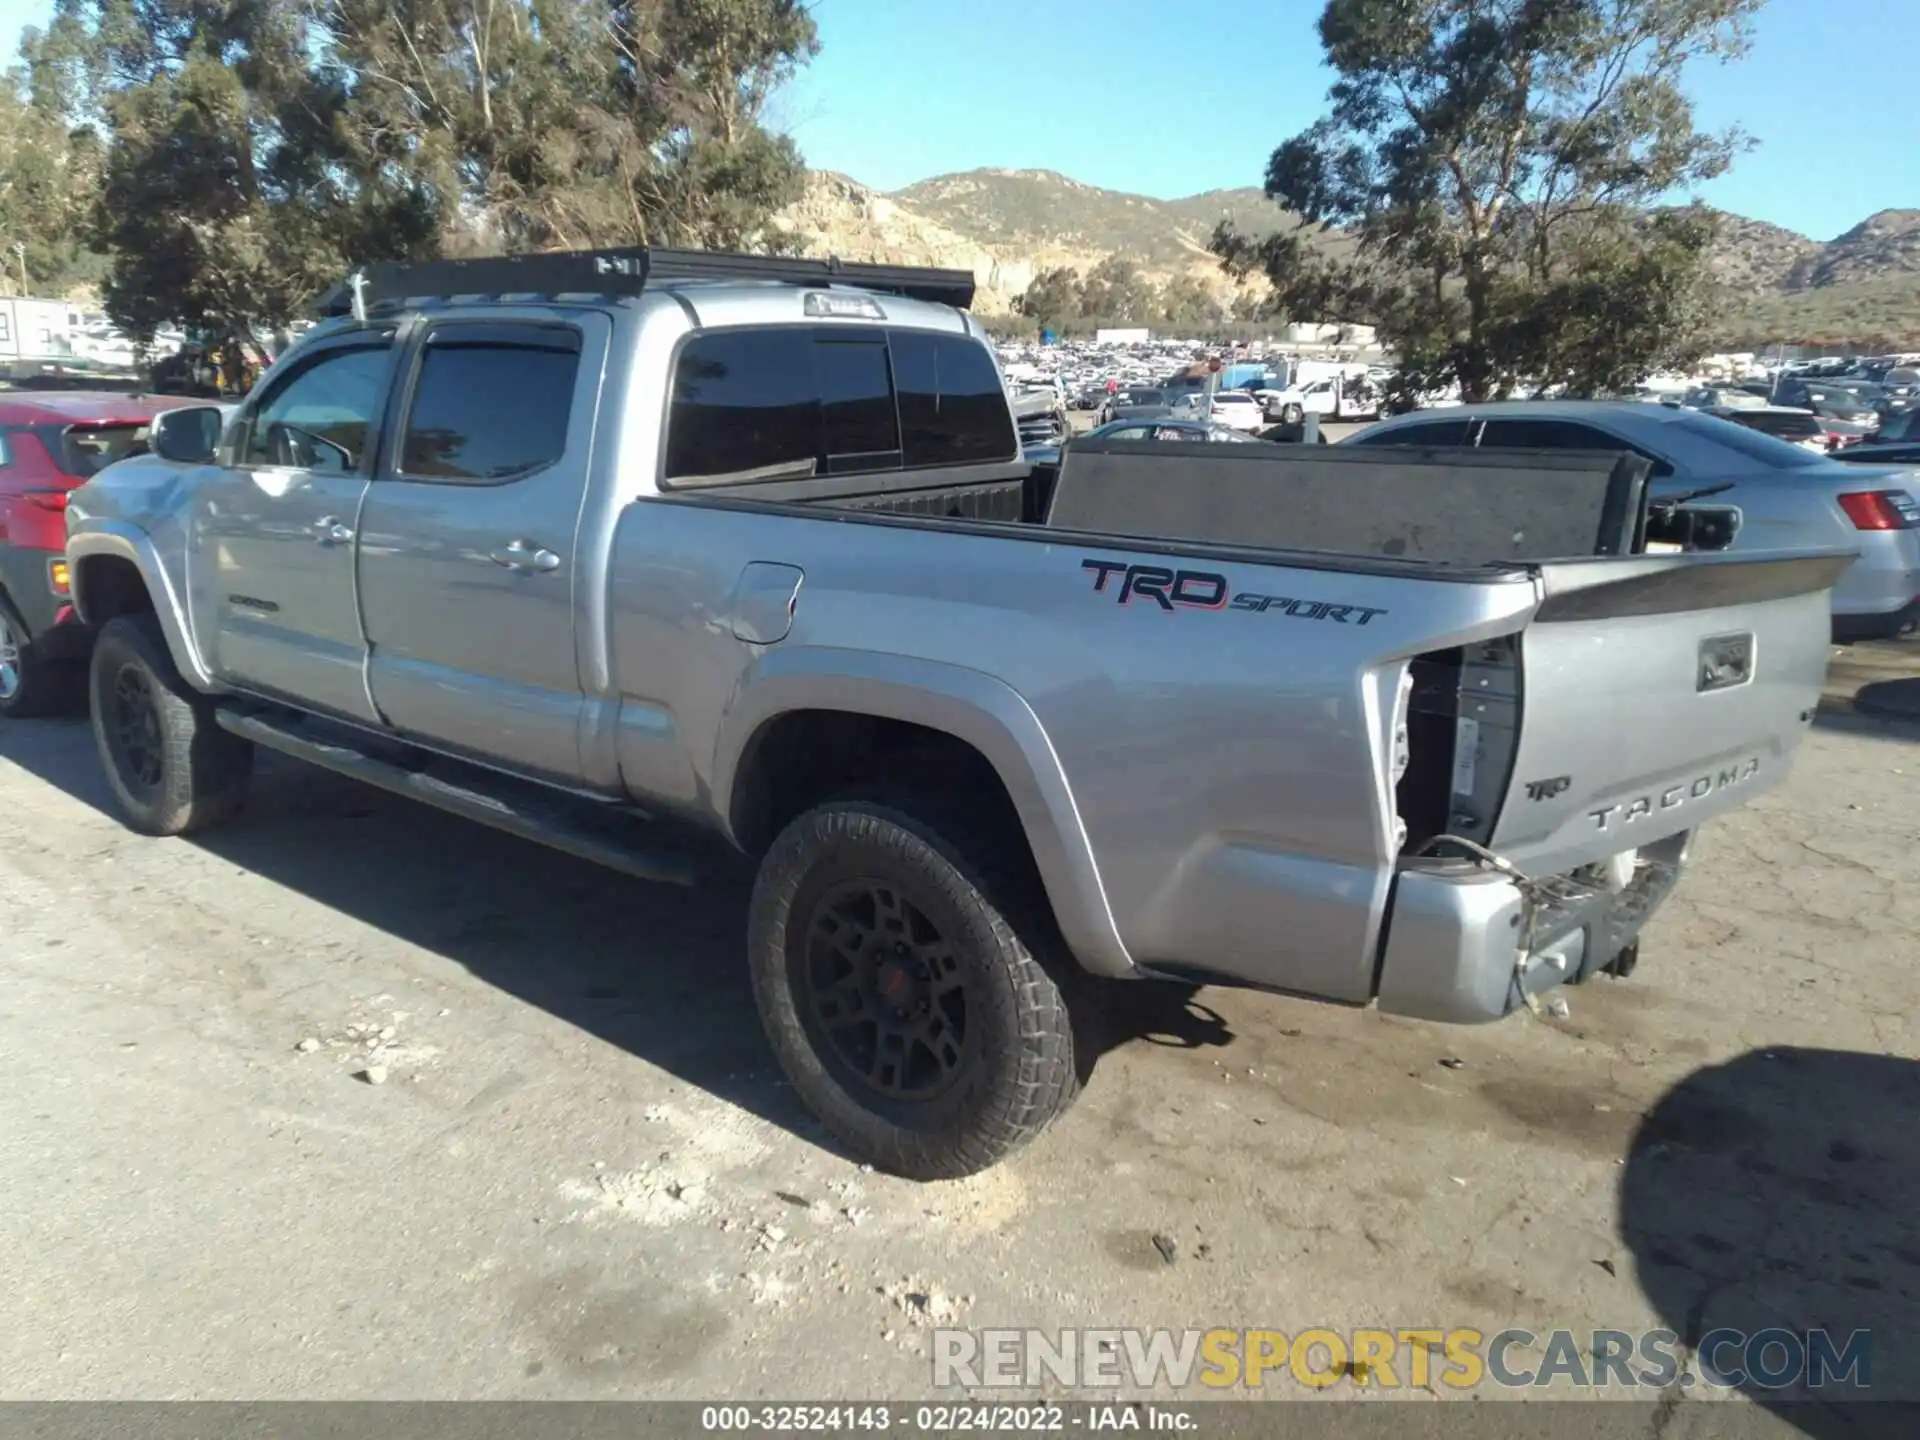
[
  {"xmin": 1122, "ymin": 389, "xmax": 1164, "ymax": 405},
  {"xmin": 1674, "ymin": 410, "xmax": 1826, "ymax": 469}
]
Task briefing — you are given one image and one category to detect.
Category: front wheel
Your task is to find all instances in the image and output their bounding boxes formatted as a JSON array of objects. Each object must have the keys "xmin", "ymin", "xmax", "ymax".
[
  {"xmin": 747, "ymin": 794, "xmax": 1079, "ymax": 1179},
  {"xmin": 89, "ymin": 613, "xmax": 251, "ymax": 836},
  {"xmin": 1281, "ymin": 403, "xmax": 1305, "ymax": 425}
]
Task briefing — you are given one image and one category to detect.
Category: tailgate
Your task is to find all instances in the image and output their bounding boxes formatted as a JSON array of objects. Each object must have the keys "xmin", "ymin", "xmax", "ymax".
[{"xmin": 1486, "ymin": 550, "xmax": 1852, "ymax": 873}]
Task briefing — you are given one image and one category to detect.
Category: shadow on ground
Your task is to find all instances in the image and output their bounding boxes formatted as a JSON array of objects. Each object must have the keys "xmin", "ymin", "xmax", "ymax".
[
  {"xmin": 0, "ymin": 717, "xmax": 1231, "ymax": 1164},
  {"xmin": 1621, "ymin": 1048, "xmax": 1920, "ymax": 1438},
  {"xmin": 1818, "ymin": 639, "xmax": 1920, "ymax": 743}
]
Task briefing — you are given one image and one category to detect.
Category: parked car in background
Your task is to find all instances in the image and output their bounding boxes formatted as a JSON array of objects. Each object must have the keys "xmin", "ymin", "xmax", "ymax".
[
  {"xmin": 1088, "ymin": 417, "xmax": 1261, "ymax": 444},
  {"xmin": 1851, "ymin": 407, "xmax": 1920, "ymax": 450},
  {"xmin": 1682, "ymin": 386, "xmax": 1768, "ymax": 411},
  {"xmin": 1774, "ymin": 379, "xmax": 1883, "ymax": 435},
  {"xmin": 1208, "ymin": 391, "xmax": 1265, "ymax": 431},
  {"xmin": 0, "ymin": 392, "xmax": 186, "ymax": 716},
  {"xmin": 1096, "ymin": 387, "xmax": 1177, "ymax": 425},
  {"xmin": 1344, "ymin": 401, "xmax": 1920, "ymax": 640},
  {"xmin": 1705, "ymin": 405, "xmax": 1830, "ymax": 454}
]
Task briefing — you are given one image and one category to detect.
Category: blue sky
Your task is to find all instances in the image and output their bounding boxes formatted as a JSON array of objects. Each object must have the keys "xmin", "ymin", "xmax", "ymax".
[{"xmin": 2, "ymin": 0, "xmax": 1908, "ymax": 241}]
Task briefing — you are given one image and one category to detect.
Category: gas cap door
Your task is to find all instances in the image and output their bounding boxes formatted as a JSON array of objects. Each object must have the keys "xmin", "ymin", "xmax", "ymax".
[{"xmin": 728, "ymin": 562, "xmax": 804, "ymax": 644}]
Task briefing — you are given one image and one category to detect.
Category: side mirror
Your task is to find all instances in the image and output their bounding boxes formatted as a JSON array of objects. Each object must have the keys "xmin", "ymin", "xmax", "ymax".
[{"xmin": 150, "ymin": 405, "xmax": 224, "ymax": 464}]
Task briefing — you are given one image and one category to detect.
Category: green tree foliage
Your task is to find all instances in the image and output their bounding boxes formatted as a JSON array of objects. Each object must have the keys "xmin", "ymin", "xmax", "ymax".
[
  {"xmin": 0, "ymin": 72, "xmax": 103, "ymax": 296},
  {"xmin": 1156, "ymin": 274, "xmax": 1221, "ymax": 331},
  {"xmin": 312, "ymin": 0, "xmax": 817, "ymax": 253},
  {"xmin": 1014, "ymin": 265, "xmax": 1083, "ymax": 330},
  {"xmin": 21, "ymin": 0, "xmax": 818, "ymax": 339},
  {"xmin": 1077, "ymin": 254, "xmax": 1153, "ymax": 328},
  {"xmin": 1214, "ymin": 0, "xmax": 1761, "ymax": 402}
]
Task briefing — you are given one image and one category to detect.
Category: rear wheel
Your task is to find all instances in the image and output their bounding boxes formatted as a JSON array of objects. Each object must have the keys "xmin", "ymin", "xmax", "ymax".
[
  {"xmin": 748, "ymin": 793, "xmax": 1079, "ymax": 1179},
  {"xmin": 89, "ymin": 613, "xmax": 251, "ymax": 835},
  {"xmin": 0, "ymin": 596, "xmax": 75, "ymax": 719}
]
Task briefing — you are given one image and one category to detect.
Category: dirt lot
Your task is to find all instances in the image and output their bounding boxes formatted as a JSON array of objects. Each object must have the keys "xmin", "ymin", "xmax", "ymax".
[{"xmin": 2, "ymin": 643, "xmax": 1917, "ymax": 1413}]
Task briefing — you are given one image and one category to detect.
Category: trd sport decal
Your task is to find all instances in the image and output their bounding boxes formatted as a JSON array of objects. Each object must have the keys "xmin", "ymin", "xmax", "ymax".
[{"xmin": 1080, "ymin": 558, "xmax": 1388, "ymax": 625}]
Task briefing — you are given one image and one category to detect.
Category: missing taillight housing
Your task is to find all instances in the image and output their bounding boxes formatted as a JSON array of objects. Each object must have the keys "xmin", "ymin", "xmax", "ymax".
[
  {"xmin": 1837, "ymin": 490, "xmax": 1920, "ymax": 531},
  {"xmin": 1396, "ymin": 635, "xmax": 1524, "ymax": 853}
]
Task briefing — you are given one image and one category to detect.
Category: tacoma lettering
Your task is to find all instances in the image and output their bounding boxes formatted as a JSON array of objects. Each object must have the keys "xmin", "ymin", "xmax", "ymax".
[{"xmin": 1588, "ymin": 758, "xmax": 1761, "ymax": 831}]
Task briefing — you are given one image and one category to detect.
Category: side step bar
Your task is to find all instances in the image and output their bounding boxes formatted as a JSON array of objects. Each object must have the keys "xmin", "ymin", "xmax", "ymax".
[{"xmin": 215, "ymin": 709, "xmax": 700, "ymax": 887}]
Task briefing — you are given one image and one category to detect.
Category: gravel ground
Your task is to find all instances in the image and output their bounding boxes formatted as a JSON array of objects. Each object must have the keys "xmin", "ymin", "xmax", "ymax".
[{"xmin": 1, "ymin": 642, "xmax": 1915, "ymax": 1417}]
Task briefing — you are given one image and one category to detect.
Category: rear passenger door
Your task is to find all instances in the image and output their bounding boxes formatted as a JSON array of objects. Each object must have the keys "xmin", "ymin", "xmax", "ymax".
[{"xmin": 354, "ymin": 314, "xmax": 608, "ymax": 784}]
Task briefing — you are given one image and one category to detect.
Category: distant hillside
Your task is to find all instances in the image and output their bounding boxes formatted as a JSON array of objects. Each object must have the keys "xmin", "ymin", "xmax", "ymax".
[
  {"xmin": 1789, "ymin": 209, "xmax": 1920, "ymax": 289},
  {"xmin": 1703, "ymin": 212, "xmax": 1822, "ymax": 293},
  {"xmin": 776, "ymin": 168, "xmax": 1920, "ymax": 344},
  {"xmin": 891, "ymin": 170, "xmax": 1295, "ymax": 273}
]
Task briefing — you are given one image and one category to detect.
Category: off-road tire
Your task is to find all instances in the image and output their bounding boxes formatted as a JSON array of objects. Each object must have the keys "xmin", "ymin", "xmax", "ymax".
[
  {"xmin": 748, "ymin": 792, "xmax": 1079, "ymax": 1179},
  {"xmin": 89, "ymin": 613, "xmax": 251, "ymax": 836},
  {"xmin": 0, "ymin": 594, "xmax": 76, "ymax": 719}
]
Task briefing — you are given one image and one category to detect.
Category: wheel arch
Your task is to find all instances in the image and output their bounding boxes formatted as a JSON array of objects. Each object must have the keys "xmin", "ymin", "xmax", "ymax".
[
  {"xmin": 68, "ymin": 528, "xmax": 214, "ymax": 689},
  {"xmin": 717, "ymin": 651, "xmax": 1135, "ymax": 979}
]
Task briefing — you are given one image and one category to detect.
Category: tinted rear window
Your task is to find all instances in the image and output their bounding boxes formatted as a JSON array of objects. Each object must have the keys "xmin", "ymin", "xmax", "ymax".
[
  {"xmin": 666, "ymin": 329, "xmax": 822, "ymax": 485},
  {"xmin": 816, "ymin": 337, "xmax": 900, "ymax": 471},
  {"xmin": 43, "ymin": 422, "xmax": 148, "ymax": 477},
  {"xmin": 888, "ymin": 330, "xmax": 1017, "ymax": 467}
]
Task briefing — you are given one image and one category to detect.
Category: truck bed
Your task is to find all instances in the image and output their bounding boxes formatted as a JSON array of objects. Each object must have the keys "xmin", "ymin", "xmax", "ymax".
[{"xmin": 775, "ymin": 437, "xmax": 1653, "ymax": 570}]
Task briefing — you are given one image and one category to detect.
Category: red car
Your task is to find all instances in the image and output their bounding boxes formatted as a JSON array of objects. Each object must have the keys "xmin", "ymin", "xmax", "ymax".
[{"xmin": 0, "ymin": 392, "xmax": 178, "ymax": 716}]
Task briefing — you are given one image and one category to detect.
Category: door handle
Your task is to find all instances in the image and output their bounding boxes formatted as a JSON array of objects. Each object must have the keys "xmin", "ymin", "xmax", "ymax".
[
  {"xmin": 490, "ymin": 539, "xmax": 561, "ymax": 574},
  {"xmin": 313, "ymin": 516, "xmax": 354, "ymax": 545}
]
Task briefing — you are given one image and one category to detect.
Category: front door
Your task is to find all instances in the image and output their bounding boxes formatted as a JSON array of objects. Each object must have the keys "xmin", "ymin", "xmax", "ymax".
[
  {"xmin": 190, "ymin": 329, "xmax": 401, "ymax": 723},
  {"xmin": 355, "ymin": 313, "xmax": 606, "ymax": 784}
]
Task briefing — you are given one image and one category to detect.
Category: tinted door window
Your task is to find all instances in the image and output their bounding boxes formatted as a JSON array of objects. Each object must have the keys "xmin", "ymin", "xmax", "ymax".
[
  {"xmin": 666, "ymin": 329, "xmax": 821, "ymax": 486},
  {"xmin": 1348, "ymin": 418, "xmax": 1473, "ymax": 446},
  {"xmin": 889, "ymin": 331, "xmax": 1018, "ymax": 467},
  {"xmin": 398, "ymin": 326, "xmax": 581, "ymax": 482},
  {"xmin": 1478, "ymin": 419, "xmax": 1622, "ymax": 450},
  {"xmin": 242, "ymin": 343, "xmax": 392, "ymax": 473},
  {"xmin": 816, "ymin": 337, "xmax": 900, "ymax": 473},
  {"xmin": 1479, "ymin": 417, "xmax": 1677, "ymax": 476}
]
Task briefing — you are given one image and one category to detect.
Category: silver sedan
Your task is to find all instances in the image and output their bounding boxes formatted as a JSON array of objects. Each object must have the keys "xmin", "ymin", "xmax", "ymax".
[{"xmin": 1344, "ymin": 400, "xmax": 1920, "ymax": 641}]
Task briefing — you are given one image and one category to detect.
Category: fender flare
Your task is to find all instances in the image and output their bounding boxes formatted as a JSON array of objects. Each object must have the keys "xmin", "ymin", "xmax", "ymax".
[
  {"xmin": 715, "ymin": 647, "xmax": 1137, "ymax": 979},
  {"xmin": 66, "ymin": 525, "xmax": 217, "ymax": 691}
]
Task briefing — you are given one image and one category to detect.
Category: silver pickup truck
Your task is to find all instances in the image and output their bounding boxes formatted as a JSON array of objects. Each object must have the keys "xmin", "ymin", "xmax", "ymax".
[{"xmin": 64, "ymin": 248, "xmax": 1848, "ymax": 1179}]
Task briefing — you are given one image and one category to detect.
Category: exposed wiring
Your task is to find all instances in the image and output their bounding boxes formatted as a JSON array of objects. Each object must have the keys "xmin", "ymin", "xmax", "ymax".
[{"xmin": 1418, "ymin": 834, "xmax": 1612, "ymax": 1018}]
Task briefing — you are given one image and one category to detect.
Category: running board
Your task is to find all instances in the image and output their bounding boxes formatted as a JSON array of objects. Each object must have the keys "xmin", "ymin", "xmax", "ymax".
[{"xmin": 214, "ymin": 709, "xmax": 700, "ymax": 887}]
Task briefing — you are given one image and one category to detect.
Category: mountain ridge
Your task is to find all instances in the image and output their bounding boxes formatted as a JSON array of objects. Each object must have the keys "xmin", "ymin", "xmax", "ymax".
[{"xmin": 775, "ymin": 167, "xmax": 1920, "ymax": 342}]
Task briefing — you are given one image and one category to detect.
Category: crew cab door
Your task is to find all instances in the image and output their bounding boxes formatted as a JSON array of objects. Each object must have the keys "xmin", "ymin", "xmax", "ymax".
[
  {"xmin": 355, "ymin": 314, "xmax": 606, "ymax": 784},
  {"xmin": 194, "ymin": 327, "xmax": 400, "ymax": 722}
]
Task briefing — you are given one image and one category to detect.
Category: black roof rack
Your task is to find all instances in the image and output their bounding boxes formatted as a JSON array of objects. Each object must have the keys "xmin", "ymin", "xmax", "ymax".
[{"xmin": 311, "ymin": 246, "xmax": 976, "ymax": 318}]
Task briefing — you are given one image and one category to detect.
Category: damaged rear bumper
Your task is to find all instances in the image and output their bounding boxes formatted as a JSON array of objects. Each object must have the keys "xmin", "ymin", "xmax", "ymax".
[{"xmin": 1374, "ymin": 832, "xmax": 1692, "ymax": 1023}]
